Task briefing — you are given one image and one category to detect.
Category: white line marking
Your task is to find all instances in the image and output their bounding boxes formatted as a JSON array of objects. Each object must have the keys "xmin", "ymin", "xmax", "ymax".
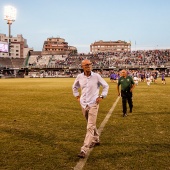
[{"xmin": 74, "ymin": 96, "xmax": 120, "ymax": 170}]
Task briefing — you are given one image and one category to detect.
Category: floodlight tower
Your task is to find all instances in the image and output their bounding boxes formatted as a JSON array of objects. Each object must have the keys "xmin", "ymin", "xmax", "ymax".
[{"xmin": 4, "ymin": 5, "xmax": 17, "ymax": 57}]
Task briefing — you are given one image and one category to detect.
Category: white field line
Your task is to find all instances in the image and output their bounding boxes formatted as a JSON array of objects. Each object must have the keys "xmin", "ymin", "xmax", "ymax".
[{"xmin": 74, "ymin": 96, "xmax": 120, "ymax": 170}]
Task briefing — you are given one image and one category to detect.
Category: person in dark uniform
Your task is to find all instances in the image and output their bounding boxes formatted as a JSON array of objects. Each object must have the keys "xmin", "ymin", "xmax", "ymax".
[
  {"xmin": 161, "ymin": 72, "xmax": 166, "ymax": 84},
  {"xmin": 153, "ymin": 71, "xmax": 158, "ymax": 83},
  {"xmin": 117, "ymin": 70, "xmax": 135, "ymax": 117}
]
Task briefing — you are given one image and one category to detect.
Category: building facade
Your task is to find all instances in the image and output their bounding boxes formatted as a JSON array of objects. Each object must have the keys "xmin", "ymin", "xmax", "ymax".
[
  {"xmin": 0, "ymin": 33, "xmax": 31, "ymax": 58},
  {"xmin": 42, "ymin": 37, "xmax": 77, "ymax": 55},
  {"xmin": 68, "ymin": 46, "xmax": 77, "ymax": 54},
  {"xmin": 90, "ymin": 40, "xmax": 131, "ymax": 53}
]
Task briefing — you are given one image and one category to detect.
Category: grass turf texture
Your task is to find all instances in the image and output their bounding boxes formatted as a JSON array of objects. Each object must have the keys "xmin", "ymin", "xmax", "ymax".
[{"xmin": 0, "ymin": 78, "xmax": 169, "ymax": 170}]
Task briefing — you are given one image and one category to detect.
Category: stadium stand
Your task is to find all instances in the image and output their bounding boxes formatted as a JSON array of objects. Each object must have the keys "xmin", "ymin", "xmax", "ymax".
[
  {"xmin": 0, "ymin": 57, "xmax": 13, "ymax": 68},
  {"xmin": 0, "ymin": 49, "xmax": 170, "ymax": 78},
  {"xmin": 11, "ymin": 58, "xmax": 25, "ymax": 68}
]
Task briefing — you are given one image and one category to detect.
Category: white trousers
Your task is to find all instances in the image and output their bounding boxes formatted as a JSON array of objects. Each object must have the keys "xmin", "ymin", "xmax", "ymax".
[{"xmin": 81, "ymin": 104, "xmax": 99, "ymax": 153}]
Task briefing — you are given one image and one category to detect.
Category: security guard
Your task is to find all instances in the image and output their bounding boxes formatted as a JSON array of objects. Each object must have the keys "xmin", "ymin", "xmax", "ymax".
[{"xmin": 117, "ymin": 70, "xmax": 135, "ymax": 117}]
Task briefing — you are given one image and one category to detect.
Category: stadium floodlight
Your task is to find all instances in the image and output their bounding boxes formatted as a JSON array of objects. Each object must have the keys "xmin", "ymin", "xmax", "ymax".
[{"xmin": 4, "ymin": 5, "xmax": 17, "ymax": 57}]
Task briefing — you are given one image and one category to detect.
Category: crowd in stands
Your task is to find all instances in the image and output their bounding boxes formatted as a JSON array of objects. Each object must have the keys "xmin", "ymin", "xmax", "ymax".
[
  {"xmin": 26, "ymin": 49, "xmax": 170, "ymax": 78},
  {"xmin": 28, "ymin": 49, "xmax": 170, "ymax": 69},
  {"xmin": 0, "ymin": 49, "xmax": 170, "ymax": 78}
]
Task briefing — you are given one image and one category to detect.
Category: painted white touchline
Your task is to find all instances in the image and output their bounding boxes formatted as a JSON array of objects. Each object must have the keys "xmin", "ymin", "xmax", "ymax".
[{"xmin": 74, "ymin": 96, "xmax": 120, "ymax": 170}]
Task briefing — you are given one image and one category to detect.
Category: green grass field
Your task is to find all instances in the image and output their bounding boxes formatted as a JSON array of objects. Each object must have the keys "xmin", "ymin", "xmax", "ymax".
[{"xmin": 0, "ymin": 78, "xmax": 170, "ymax": 170}]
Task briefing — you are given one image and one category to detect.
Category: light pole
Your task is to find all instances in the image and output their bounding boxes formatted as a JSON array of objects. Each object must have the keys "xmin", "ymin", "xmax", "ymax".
[{"xmin": 4, "ymin": 5, "xmax": 17, "ymax": 57}]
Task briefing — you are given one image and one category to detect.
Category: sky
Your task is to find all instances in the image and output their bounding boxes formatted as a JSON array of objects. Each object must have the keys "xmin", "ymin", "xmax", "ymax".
[{"xmin": 0, "ymin": 0, "xmax": 170, "ymax": 53}]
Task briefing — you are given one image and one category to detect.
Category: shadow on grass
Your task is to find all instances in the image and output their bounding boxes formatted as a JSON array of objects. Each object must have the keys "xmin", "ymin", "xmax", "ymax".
[
  {"xmin": 1, "ymin": 127, "xmax": 58, "ymax": 148},
  {"xmin": 131, "ymin": 111, "xmax": 170, "ymax": 115},
  {"xmin": 102, "ymin": 142, "xmax": 170, "ymax": 159},
  {"xmin": 1, "ymin": 127, "xmax": 83, "ymax": 156},
  {"xmin": 113, "ymin": 111, "xmax": 170, "ymax": 116}
]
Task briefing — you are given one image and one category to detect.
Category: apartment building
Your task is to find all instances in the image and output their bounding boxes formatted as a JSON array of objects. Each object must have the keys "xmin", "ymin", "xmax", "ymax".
[
  {"xmin": 0, "ymin": 33, "xmax": 32, "ymax": 58},
  {"xmin": 90, "ymin": 40, "xmax": 131, "ymax": 53},
  {"xmin": 42, "ymin": 37, "xmax": 77, "ymax": 55}
]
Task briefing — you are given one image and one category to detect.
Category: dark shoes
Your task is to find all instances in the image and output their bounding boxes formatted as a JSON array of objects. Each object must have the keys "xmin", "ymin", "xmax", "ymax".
[
  {"xmin": 123, "ymin": 106, "xmax": 133, "ymax": 116},
  {"xmin": 89, "ymin": 141, "xmax": 100, "ymax": 148},
  {"xmin": 123, "ymin": 113, "xmax": 127, "ymax": 117},
  {"xmin": 78, "ymin": 151, "xmax": 86, "ymax": 158}
]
